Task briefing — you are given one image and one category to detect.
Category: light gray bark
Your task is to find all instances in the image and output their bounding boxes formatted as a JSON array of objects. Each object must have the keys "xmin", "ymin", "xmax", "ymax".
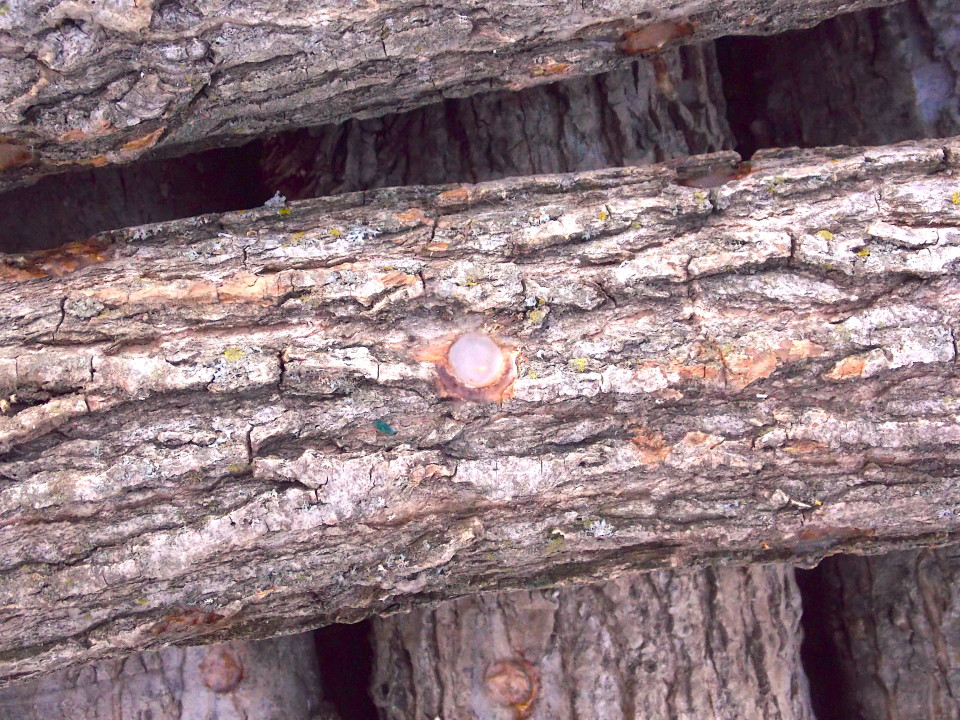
[
  {"xmin": 0, "ymin": 634, "xmax": 337, "ymax": 720},
  {"xmin": 0, "ymin": 136, "xmax": 959, "ymax": 683},
  {"xmin": 0, "ymin": 0, "xmax": 900, "ymax": 192},
  {"xmin": 372, "ymin": 565, "xmax": 813, "ymax": 720}
]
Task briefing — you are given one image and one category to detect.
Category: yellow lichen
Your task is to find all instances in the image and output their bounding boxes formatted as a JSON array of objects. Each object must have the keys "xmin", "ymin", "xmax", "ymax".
[
  {"xmin": 855, "ymin": 247, "xmax": 870, "ymax": 257},
  {"xmin": 223, "ymin": 347, "xmax": 245, "ymax": 362},
  {"xmin": 568, "ymin": 357, "xmax": 589, "ymax": 373},
  {"xmin": 527, "ymin": 308, "xmax": 548, "ymax": 323},
  {"xmin": 816, "ymin": 229, "xmax": 834, "ymax": 240}
]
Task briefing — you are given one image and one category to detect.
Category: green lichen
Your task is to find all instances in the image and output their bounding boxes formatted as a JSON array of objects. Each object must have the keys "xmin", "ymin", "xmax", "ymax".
[{"xmin": 546, "ymin": 536, "xmax": 565, "ymax": 553}]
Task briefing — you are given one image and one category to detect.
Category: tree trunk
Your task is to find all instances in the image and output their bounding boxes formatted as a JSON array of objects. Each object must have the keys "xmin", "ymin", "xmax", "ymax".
[
  {"xmin": 259, "ymin": 42, "xmax": 733, "ymax": 202},
  {"xmin": 1, "ymin": 136, "xmax": 959, "ymax": 683},
  {"xmin": 798, "ymin": 547, "xmax": 960, "ymax": 720},
  {"xmin": 719, "ymin": 0, "xmax": 960, "ymax": 155},
  {"xmin": 0, "ymin": 634, "xmax": 337, "ymax": 720},
  {"xmin": 372, "ymin": 564, "xmax": 813, "ymax": 720},
  {"xmin": 0, "ymin": 0, "xmax": 899, "ymax": 193}
]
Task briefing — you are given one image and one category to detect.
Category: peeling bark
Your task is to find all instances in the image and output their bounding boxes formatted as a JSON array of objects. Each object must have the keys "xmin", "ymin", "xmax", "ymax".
[
  {"xmin": 0, "ymin": 137, "xmax": 959, "ymax": 684},
  {"xmin": 0, "ymin": 0, "xmax": 900, "ymax": 192},
  {"xmin": 372, "ymin": 565, "xmax": 813, "ymax": 720},
  {"xmin": 0, "ymin": 634, "xmax": 337, "ymax": 720}
]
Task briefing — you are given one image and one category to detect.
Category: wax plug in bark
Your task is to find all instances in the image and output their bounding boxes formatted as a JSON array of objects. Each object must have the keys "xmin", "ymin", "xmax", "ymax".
[{"xmin": 414, "ymin": 331, "xmax": 519, "ymax": 402}]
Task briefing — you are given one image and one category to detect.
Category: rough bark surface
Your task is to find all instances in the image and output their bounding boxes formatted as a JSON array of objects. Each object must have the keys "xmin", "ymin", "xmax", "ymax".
[
  {"xmin": 260, "ymin": 43, "xmax": 732, "ymax": 201},
  {"xmin": 0, "ymin": 41, "xmax": 732, "ymax": 253},
  {"xmin": 1, "ymin": 137, "xmax": 960, "ymax": 684},
  {"xmin": 372, "ymin": 564, "xmax": 813, "ymax": 720},
  {"xmin": 0, "ymin": 634, "xmax": 336, "ymax": 720},
  {"xmin": 720, "ymin": 0, "xmax": 960, "ymax": 156},
  {"xmin": 0, "ymin": 0, "xmax": 900, "ymax": 192},
  {"xmin": 800, "ymin": 546, "xmax": 960, "ymax": 720}
]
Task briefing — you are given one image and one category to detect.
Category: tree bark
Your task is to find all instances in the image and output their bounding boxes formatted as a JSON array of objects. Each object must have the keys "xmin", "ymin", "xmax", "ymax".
[
  {"xmin": 798, "ymin": 546, "xmax": 960, "ymax": 720},
  {"xmin": 0, "ymin": 634, "xmax": 337, "ymax": 720},
  {"xmin": 372, "ymin": 564, "xmax": 813, "ymax": 720},
  {"xmin": 260, "ymin": 42, "xmax": 732, "ymax": 201},
  {"xmin": 1, "ymin": 136, "xmax": 959, "ymax": 684},
  {"xmin": 719, "ymin": 0, "xmax": 960, "ymax": 155},
  {"xmin": 0, "ymin": 0, "xmax": 900, "ymax": 192}
]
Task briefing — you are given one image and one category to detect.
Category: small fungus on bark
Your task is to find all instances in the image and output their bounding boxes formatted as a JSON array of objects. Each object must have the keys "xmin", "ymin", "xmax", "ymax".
[
  {"xmin": 198, "ymin": 644, "xmax": 244, "ymax": 693},
  {"xmin": 414, "ymin": 331, "xmax": 519, "ymax": 402}
]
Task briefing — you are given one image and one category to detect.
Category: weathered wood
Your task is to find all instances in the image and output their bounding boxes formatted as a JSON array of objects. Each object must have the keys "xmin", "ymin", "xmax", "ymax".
[
  {"xmin": 0, "ymin": 634, "xmax": 337, "ymax": 720},
  {"xmin": 0, "ymin": 0, "xmax": 900, "ymax": 192},
  {"xmin": 372, "ymin": 564, "xmax": 813, "ymax": 720},
  {"xmin": 1, "ymin": 137, "xmax": 960, "ymax": 684},
  {"xmin": 798, "ymin": 546, "xmax": 960, "ymax": 720}
]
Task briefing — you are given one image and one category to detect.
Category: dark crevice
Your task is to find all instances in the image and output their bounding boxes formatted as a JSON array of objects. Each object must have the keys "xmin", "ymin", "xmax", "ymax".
[
  {"xmin": 0, "ymin": 144, "xmax": 269, "ymax": 253},
  {"xmin": 715, "ymin": 0, "xmax": 958, "ymax": 159},
  {"xmin": 795, "ymin": 564, "xmax": 849, "ymax": 720},
  {"xmin": 313, "ymin": 620, "xmax": 379, "ymax": 720}
]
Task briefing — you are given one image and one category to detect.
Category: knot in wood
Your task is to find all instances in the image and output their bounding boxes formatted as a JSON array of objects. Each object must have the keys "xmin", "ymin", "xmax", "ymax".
[
  {"xmin": 199, "ymin": 645, "xmax": 244, "ymax": 693},
  {"xmin": 485, "ymin": 659, "xmax": 538, "ymax": 714}
]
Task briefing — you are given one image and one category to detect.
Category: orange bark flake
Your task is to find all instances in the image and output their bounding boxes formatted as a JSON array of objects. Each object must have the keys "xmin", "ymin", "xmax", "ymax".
[
  {"xmin": 394, "ymin": 208, "xmax": 434, "ymax": 226},
  {"xmin": 531, "ymin": 60, "xmax": 572, "ymax": 77},
  {"xmin": 824, "ymin": 355, "xmax": 866, "ymax": 380},
  {"xmin": 59, "ymin": 119, "xmax": 114, "ymax": 143},
  {"xmin": 724, "ymin": 349, "xmax": 779, "ymax": 390},
  {"xmin": 120, "ymin": 126, "xmax": 165, "ymax": 153},
  {"xmin": 0, "ymin": 142, "xmax": 33, "ymax": 171},
  {"xmin": 380, "ymin": 270, "xmax": 418, "ymax": 287},
  {"xmin": 617, "ymin": 21, "xmax": 695, "ymax": 55},
  {"xmin": 783, "ymin": 441, "xmax": 832, "ymax": 458},
  {"xmin": 776, "ymin": 339, "xmax": 825, "ymax": 362},
  {"xmin": 0, "ymin": 238, "xmax": 112, "ymax": 281},
  {"xmin": 434, "ymin": 187, "xmax": 471, "ymax": 209},
  {"xmin": 217, "ymin": 272, "xmax": 282, "ymax": 304},
  {"xmin": 629, "ymin": 427, "xmax": 671, "ymax": 464}
]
